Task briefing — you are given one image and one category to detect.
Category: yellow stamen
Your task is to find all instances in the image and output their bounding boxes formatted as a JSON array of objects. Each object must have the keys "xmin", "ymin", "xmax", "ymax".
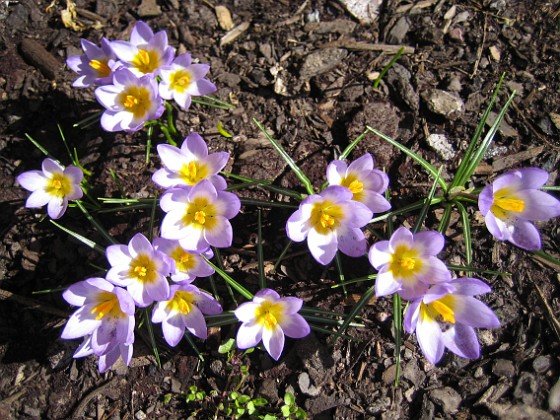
[
  {"xmin": 132, "ymin": 49, "xmax": 159, "ymax": 74},
  {"xmin": 494, "ymin": 197, "xmax": 525, "ymax": 213},
  {"xmin": 128, "ymin": 254, "xmax": 157, "ymax": 283},
  {"xmin": 170, "ymin": 70, "xmax": 192, "ymax": 93},
  {"xmin": 320, "ymin": 213, "xmax": 335, "ymax": 228},
  {"xmin": 310, "ymin": 200, "xmax": 344, "ymax": 234},
  {"xmin": 138, "ymin": 49, "xmax": 150, "ymax": 65},
  {"xmin": 179, "ymin": 161, "xmax": 209, "ymax": 185},
  {"xmin": 46, "ymin": 173, "xmax": 72, "ymax": 198},
  {"xmin": 431, "ymin": 299, "xmax": 456, "ymax": 323},
  {"xmin": 134, "ymin": 266, "xmax": 148, "ymax": 277},
  {"xmin": 347, "ymin": 179, "xmax": 364, "ymax": 194},
  {"xmin": 167, "ymin": 290, "xmax": 196, "ymax": 314},
  {"xmin": 389, "ymin": 244, "xmax": 422, "ymax": 279},
  {"xmin": 123, "ymin": 94, "xmax": 140, "ymax": 108},
  {"xmin": 255, "ymin": 301, "xmax": 284, "ymax": 330},
  {"xmin": 194, "ymin": 210, "xmax": 206, "ymax": 224},
  {"xmin": 399, "ymin": 256, "xmax": 416, "ymax": 270},
  {"xmin": 90, "ymin": 292, "xmax": 123, "ymax": 320},
  {"xmin": 89, "ymin": 59, "xmax": 111, "ymax": 77}
]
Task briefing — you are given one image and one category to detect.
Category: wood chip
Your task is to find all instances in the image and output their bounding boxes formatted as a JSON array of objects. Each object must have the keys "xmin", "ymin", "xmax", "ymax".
[
  {"xmin": 322, "ymin": 40, "xmax": 414, "ymax": 54},
  {"xmin": 220, "ymin": 21, "xmax": 250, "ymax": 47},
  {"xmin": 492, "ymin": 146, "xmax": 544, "ymax": 172},
  {"xmin": 20, "ymin": 38, "xmax": 62, "ymax": 80},
  {"xmin": 215, "ymin": 5, "xmax": 234, "ymax": 31}
]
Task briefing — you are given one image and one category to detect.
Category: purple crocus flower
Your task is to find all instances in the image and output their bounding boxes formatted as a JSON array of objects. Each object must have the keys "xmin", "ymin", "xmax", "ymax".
[
  {"xmin": 111, "ymin": 20, "xmax": 175, "ymax": 76},
  {"xmin": 159, "ymin": 179, "xmax": 241, "ymax": 252},
  {"xmin": 368, "ymin": 227, "xmax": 452, "ymax": 300},
  {"xmin": 152, "ymin": 132, "xmax": 229, "ymax": 190},
  {"xmin": 326, "ymin": 153, "xmax": 391, "ymax": 214},
  {"xmin": 286, "ymin": 186, "xmax": 373, "ymax": 265},
  {"xmin": 95, "ymin": 68, "xmax": 164, "ymax": 132},
  {"xmin": 152, "ymin": 284, "xmax": 223, "ymax": 346},
  {"xmin": 106, "ymin": 233, "xmax": 173, "ymax": 307},
  {"xmin": 66, "ymin": 38, "xmax": 119, "ymax": 87},
  {"xmin": 234, "ymin": 289, "xmax": 310, "ymax": 361},
  {"xmin": 153, "ymin": 237, "xmax": 215, "ymax": 283},
  {"xmin": 478, "ymin": 167, "xmax": 560, "ymax": 251},
  {"xmin": 158, "ymin": 53, "xmax": 217, "ymax": 110},
  {"xmin": 61, "ymin": 277, "xmax": 136, "ymax": 372},
  {"xmin": 17, "ymin": 158, "xmax": 83, "ymax": 219},
  {"xmin": 404, "ymin": 278, "xmax": 500, "ymax": 365}
]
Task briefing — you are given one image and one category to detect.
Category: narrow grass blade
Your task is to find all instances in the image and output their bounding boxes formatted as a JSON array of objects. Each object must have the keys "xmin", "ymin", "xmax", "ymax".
[
  {"xmin": 456, "ymin": 201, "xmax": 473, "ymax": 271},
  {"xmin": 72, "ymin": 111, "xmax": 103, "ymax": 129},
  {"xmin": 183, "ymin": 331, "xmax": 204, "ymax": 362},
  {"xmin": 451, "ymin": 74, "xmax": 505, "ymax": 189},
  {"xmin": 146, "ymin": 191, "xmax": 158, "ymax": 242},
  {"xmin": 109, "ymin": 169, "xmax": 125, "ymax": 198},
  {"xmin": 373, "ymin": 47, "xmax": 405, "ymax": 89},
  {"xmin": 257, "ymin": 209, "xmax": 266, "ymax": 290},
  {"xmin": 205, "ymin": 312, "xmax": 239, "ymax": 328},
  {"xmin": 144, "ymin": 308, "xmax": 162, "ymax": 368},
  {"xmin": 57, "ymin": 124, "xmax": 74, "ymax": 164},
  {"xmin": 370, "ymin": 197, "xmax": 446, "ymax": 223},
  {"xmin": 50, "ymin": 220, "xmax": 106, "ymax": 255},
  {"xmin": 203, "ymin": 256, "xmax": 253, "ymax": 300},
  {"xmin": 447, "ymin": 264, "xmax": 508, "ymax": 276},
  {"xmin": 335, "ymin": 253, "xmax": 347, "ymax": 296},
  {"xmin": 337, "ymin": 284, "xmax": 376, "ymax": 335},
  {"xmin": 239, "ymin": 198, "xmax": 298, "ymax": 209},
  {"xmin": 437, "ymin": 203, "xmax": 454, "ymax": 234},
  {"xmin": 24, "ymin": 133, "xmax": 51, "ymax": 156},
  {"xmin": 146, "ymin": 124, "xmax": 154, "ymax": 164},
  {"xmin": 367, "ymin": 126, "xmax": 448, "ymax": 192},
  {"xmin": 273, "ymin": 240, "xmax": 293, "ymax": 273},
  {"xmin": 192, "ymin": 95, "xmax": 236, "ymax": 110},
  {"xmin": 254, "ymin": 119, "xmax": 315, "ymax": 196},
  {"xmin": 339, "ymin": 128, "xmax": 369, "ymax": 160},
  {"xmin": 393, "ymin": 293, "xmax": 403, "ymax": 387},
  {"xmin": 75, "ymin": 200, "xmax": 118, "ymax": 245},
  {"xmin": 412, "ymin": 167, "xmax": 443, "ymax": 233}
]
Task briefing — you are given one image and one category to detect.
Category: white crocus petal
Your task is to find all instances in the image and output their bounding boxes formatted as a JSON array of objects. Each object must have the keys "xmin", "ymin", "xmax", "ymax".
[
  {"xmin": 236, "ymin": 322, "xmax": 263, "ymax": 349},
  {"xmin": 262, "ymin": 326, "xmax": 285, "ymax": 361},
  {"xmin": 416, "ymin": 313, "xmax": 444, "ymax": 364}
]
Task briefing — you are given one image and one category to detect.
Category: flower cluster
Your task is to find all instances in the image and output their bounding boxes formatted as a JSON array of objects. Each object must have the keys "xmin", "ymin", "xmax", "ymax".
[
  {"xmin": 67, "ymin": 21, "xmax": 216, "ymax": 132},
  {"xmin": 287, "ymin": 153, "xmax": 390, "ymax": 265}
]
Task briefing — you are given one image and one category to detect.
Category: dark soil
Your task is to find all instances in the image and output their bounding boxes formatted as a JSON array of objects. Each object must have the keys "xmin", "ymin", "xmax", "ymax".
[{"xmin": 1, "ymin": 0, "xmax": 560, "ymax": 419}]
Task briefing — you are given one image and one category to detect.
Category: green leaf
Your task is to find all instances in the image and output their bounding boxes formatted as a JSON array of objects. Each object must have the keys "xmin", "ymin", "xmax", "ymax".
[
  {"xmin": 284, "ymin": 392, "xmax": 295, "ymax": 406},
  {"xmin": 218, "ymin": 338, "xmax": 237, "ymax": 354}
]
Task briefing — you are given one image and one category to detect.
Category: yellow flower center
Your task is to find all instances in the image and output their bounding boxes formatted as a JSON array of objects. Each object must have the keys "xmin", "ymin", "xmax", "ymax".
[
  {"xmin": 45, "ymin": 173, "xmax": 72, "ymax": 198},
  {"xmin": 131, "ymin": 48, "xmax": 160, "ymax": 74},
  {"xmin": 420, "ymin": 295, "xmax": 456, "ymax": 324},
  {"xmin": 170, "ymin": 70, "xmax": 192, "ymax": 93},
  {"xmin": 128, "ymin": 254, "xmax": 158, "ymax": 283},
  {"xmin": 255, "ymin": 301, "xmax": 284, "ymax": 331},
  {"xmin": 310, "ymin": 200, "xmax": 344, "ymax": 235},
  {"xmin": 167, "ymin": 290, "xmax": 196, "ymax": 315},
  {"xmin": 170, "ymin": 247, "xmax": 196, "ymax": 272},
  {"xmin": 179, "ymin": 161, "xmax": 209, "ymax": 185},
  {"xmin": 341, "ymin": 174, "xmax": 365, "ymax": 202},
  {"xmin": 118, "ymin": 86, "xmax": 151, "ymax": 118},
  {"xmin": 491, "ymin": 188, "xmax": 525, "ymax": 220},
  {"xmin": 389, "ymin": 244, "xmax": 422, "ymax": 280},
  {"xmin": 183, "ymin": 197, "xmax": 218, "ymax": 230},
  {"xmin": 89, "ymin": 59, "xmax": 111, "ymax": 77},
  {"xmin": 90, "ymin": 291, "xmax": 125, "ymax": 320}
]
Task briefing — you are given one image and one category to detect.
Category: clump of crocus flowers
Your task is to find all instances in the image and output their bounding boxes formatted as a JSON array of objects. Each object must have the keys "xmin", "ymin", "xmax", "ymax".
[
  {"xmin": 16, "ymin": 20, "xmax": 560, "ymax": 373},
  {"xmin": 67, "ymin": 20, "xmax": 217, "ymax": 132}
]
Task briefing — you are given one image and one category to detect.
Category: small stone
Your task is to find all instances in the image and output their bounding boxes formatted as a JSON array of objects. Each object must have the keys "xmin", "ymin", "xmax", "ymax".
[
  {"xmin": 429, "ymin": 387, "xmax": 461, "ymax": 414},
  {"xmin": 386, "ymin": 16, "xmax": 409, "ymax": 44},
  {"xmin": 426, "ymin": 133, "xmax": 456, "ymax": 160},
  {"xmin": 298, "ymin": 372, "xmax": 321, "ymax": 397},
  {"xmin": 423, "ymin": 89, "xmax": 464, "ymax": 118},
  {"xmin": 137, "ymin": 0, "xmax": 162, "ymax": 17},
  {"xmin": 513, "ymin": 372, "xmax": 537, "ymax": 405},
  {"xmin": 548, "ymin": 377, "xmax": 560, "ymax": 411},
  {"xmin": 299, "ymin": 48, "xmax": 348, "ymax": 79},
  {"xmin": 492, "ymin": 359, "xmax": 515, "ymax": 379},
  {"xmin": 533, "ymin": 355, "xmax": 553, "ymax": 374},
  {"xmin": 215, "ymin": 5, "xmax": 234, "ymax": 31},
  {"xmin": 340, "ymin": 0, "xmax": 383, "ymax": 24},
  {"xmin": 135, "ymin": 410, "xmax": 147, "ymax": 420},
  {"xmin": 382, "ymin": 364, "xmax": 398, "ymax": 385}
]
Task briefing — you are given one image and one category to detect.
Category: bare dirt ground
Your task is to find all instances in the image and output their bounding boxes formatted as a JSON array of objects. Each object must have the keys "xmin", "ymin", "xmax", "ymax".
[{"xmin": 1, "ymin": 0, "xmax": 560, "ymax": 418}]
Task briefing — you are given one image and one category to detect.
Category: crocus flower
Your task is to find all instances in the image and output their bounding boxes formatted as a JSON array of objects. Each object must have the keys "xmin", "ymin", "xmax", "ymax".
[
  {"xmin": 326, "ymin": 153, "xmax": 391, "ymax": 214},
  {"xmin": 234, "ymin": 289, "xmax": 310, "ymax": 361},
  {"xmin": 17, "ymin": 158, "xmax": 83, "ymax": 219},
  {"xmin": 152, "ymin": 284, "xmax": 223, "ymax": 346},
  {"xmin": 404, "ymin": 278, "xmax": 500, "ymax": 364},
  {"xmin": 66, "ymin": 38, "xmax": 119, "ymax": 87},
  {"xmin": 368, "ymin": 227, "xmax": 451, "ymax": 300},
  {"xmin": 153, "ymin": 237, "xmax": 215, "ymax": 283},
  {"xmin": 152, "ymin": 132, "xmax": 229, "ymax": 190},
  {"xmin": 95, "ymin": 68, "xmax": 164, "ymax": 132},
  {"xmin": 106, "ymin": 233, "xmax": 173, "ymax": 307},
  {"xmin": 159, "ymin": 179, "xmax": 241, "ymax": 252},
  {"xmin": 158, "ymin": 53, "xmax": 217, "ymax": 110},
  {"xmin": 60, "ymin": 277, "xmax": 135, "ymax": 372},
  {"xmin": 478, "ymin": 167, "xmax": 560, "ymax": 251},
  {"xmin": 111, "ymin": 20, "xmax": 175, "ymax": 76},
  {"xmin": 286, "ymin": 186, "xmax": 373, "ymax": 265}
]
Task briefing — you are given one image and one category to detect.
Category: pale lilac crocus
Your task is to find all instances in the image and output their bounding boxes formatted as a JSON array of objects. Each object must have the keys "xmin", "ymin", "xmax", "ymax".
[
  {"xmin": 106, "ymin": 233, "xmax": 173, "ymax": 307},
  {"xmin": 369, "ymin": 227, "xmax": 451, "ymax": 300},
  {"xmin": 152, "ymin": 284, "xmax": 223, "ymax": 346},
  {"xmin": 153, "ymin": 237, "xmax": 215, "ymax": 283},
  {"xmin": 17, "ymin": 158, "xmax": 83, "ymax": 219},
  {"xmin": 110, "ymin": 20, "xmax": 175, "ymax": 76},
  {"xmin": 158, "ymin": 53, "xmax": 217, "ymax": 110},
  {"xmin": 66, "ymin": 38, "xmax": 119, "ymax": 87},
  {"xmin": 159, "ymin": 179, "xmax": 241, "ymax": 252},
  {"xmin": 152, "ymin": 132, "xmax": 229, "ymax": 190},
  {"xmin": 478, "ymin": 167, "xmax": 560, "ymax": 251},
  {"xmin": 95, "ymin": 68, "xmax": 164, "ymax": 132},
  {"xmin": 286, "ymin": 186, "xmax": 373, "ymax": 265},
  {"xmin": 326, "ymin": 153, "xmax": 391, "ymax": 214},
  {"xmin": 234, "ymin": 289, "xmax": 310, "ymax": 361},
  {"xmin": 404, "ymin": 278, "xmax": 500, "ymax": 365},
  {"xmin": 60, "ymin": 277, "xmax": 135, "ymax": 372}
]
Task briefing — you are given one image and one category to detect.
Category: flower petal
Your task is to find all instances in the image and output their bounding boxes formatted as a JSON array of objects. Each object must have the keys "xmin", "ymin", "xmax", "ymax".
[
  {"xmin": 262, "ymin": 326, "xmax": 285, "ymax": 360},
  {"xmin": 441, "ymin": 324, "xmax": 480, "ymax": 359}
]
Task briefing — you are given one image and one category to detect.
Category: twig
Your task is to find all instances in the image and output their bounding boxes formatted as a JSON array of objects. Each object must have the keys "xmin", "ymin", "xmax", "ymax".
[
  {"xmin": 72, "ymin": 377, "xmax": 119, "ymax": 418},
  {"xmin": 471, "ymin": 13, "xmax": 487, "ymax": 78}
]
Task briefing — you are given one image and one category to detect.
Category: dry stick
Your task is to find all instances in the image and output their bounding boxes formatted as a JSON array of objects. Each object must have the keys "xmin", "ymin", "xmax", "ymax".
[
  {"xmin": 532, "ymin": 280, "xmax": 560, "ymax": 342},
  {"xmin": 72, "ymin": 377, "xmax": 120, "ymax": 419},
  {"xmin": 510, "ymin": 100, "xmax": 560, "ymax": 151},
  {"xmin": 0, "ymin": 288, "xmax": 69, "ymax": 318},
  {"xmin": 471, "ymin": 13, "xmax": 487, "ymax": 79}
]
